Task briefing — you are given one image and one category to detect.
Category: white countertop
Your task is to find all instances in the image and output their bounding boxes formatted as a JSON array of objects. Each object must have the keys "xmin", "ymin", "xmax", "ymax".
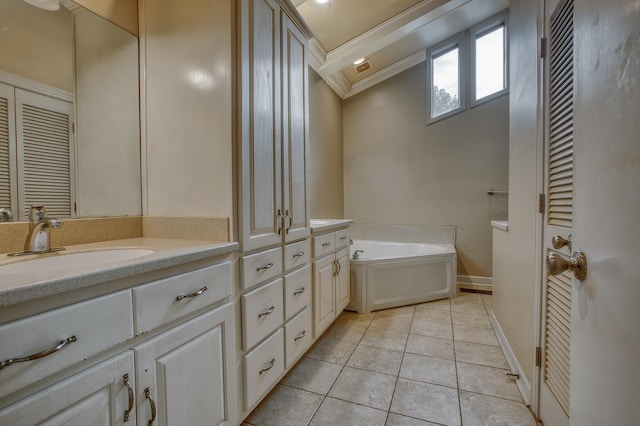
[
  {"xmin": 310, "ymin": 219, "xmax": 353, "ymax": 233},
  {"xmin": 0, "ymin": 237, "xmax": 238, "ymax": 308}
]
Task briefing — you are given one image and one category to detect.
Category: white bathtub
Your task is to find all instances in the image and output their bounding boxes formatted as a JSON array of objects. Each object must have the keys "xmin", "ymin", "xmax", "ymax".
[{"xmin": 346, "ymin": 239, "xmax": 457, "ymax": 313}]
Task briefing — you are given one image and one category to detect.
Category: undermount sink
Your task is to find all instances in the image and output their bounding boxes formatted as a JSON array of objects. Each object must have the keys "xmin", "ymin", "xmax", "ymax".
[{"xmin": 0, "ymin": 248, "xmax": 154, "ymax": 274}]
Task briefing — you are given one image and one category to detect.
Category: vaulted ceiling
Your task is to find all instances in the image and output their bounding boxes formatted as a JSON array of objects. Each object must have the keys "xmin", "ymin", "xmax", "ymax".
[{"xmin": 292, "ymin": 0, "xmax": 509, "ymax": 99}]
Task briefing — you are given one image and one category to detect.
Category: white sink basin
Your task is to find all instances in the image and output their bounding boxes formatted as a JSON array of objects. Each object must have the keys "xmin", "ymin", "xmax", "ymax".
[{"xmin": 0, "ymin": 248, "xmax": 154, "ymax": 274}]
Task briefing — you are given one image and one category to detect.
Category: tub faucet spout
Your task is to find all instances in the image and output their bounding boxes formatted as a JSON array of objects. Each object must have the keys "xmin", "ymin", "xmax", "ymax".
[{"xmin": 353, "ymin": 250, "xmax": 364, "ymax": 260}]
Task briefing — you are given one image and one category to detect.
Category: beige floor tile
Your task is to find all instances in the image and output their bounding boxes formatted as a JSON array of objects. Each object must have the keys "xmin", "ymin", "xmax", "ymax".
[
  {"xmin": 390, "ymin": 378, "xmax": 461, "ymax": 426},
  {"xmin": 281, "ymin": 358, "xmax": 342, "ymax": 395},
  {"xmin": 245, "ymin": 385, "xmax": 324, "ymax": 426},
  {"xmin": 481, "ymin": 294, "xmax": 493, "ymax": 305},
  {"xmin": 304, "ymin": 336, "xmax": 358, "ymax": 365},
  {"xmin": 385, "ymin": 413, "xmax": 440, "ymax": 426},
  {"xmin": 399, "ymin": 353, "xmax": 457, "ymax": 388},
  {"xmin": 369, "ymin": 314, "xmax": 413, "ymax": 333},
  {"xmin": 322, "ymin": 321, "xmax": 368, "ymax": 343},
  {"xmin": 328, "ymin": 366, "xmax": 397, "ymax": 410},
  {"xmin": 457, "ymin": 362, "xmax": 523, "ymax": 402},
  {"xmin": 347, "ymin": 344, "xmax": 404, "ymax": 376},
  {"xmin": 361, "ymin": 327, "xmax": 409, "ymax": 351},
  {"xmin": 450, "ymin": 301, "xmax": 488, "ymax": 315},
  {"xmin": 453, "ymin": 293, "xmax": 483, "ymax": 304},
  {"xmin": 410, "ymin": 319, "xmax": 453, "ymax": 340},
  {"xmin": 405, "ymin": 334, "xmax": 455, "ymax": 360},
  {"xmin": 451, "ymin": 311, "xmax": 492, "ymax": 328},
  {"xmin": 375, "ymin": 305, "xmax": 416, "ymax": 318},
  {"xmin": 453, "ymin": 325, "xmax": 500, "ymax": 346},
  {"xmin": 459, "ymin": 391, "xmax": 537, "ymax": 426},
  {"xmin": 310, "ymin": 397, "xmax": 387, "ymax": 426},
  {"xmin": 415, "ymin": 298, "xmax": 451, "ymax": 312},
  {"xmin": 454, "ymin": 341, "xmax": 509, "ymax": 369},
  {"xmin": 335, "ymin": 311, "xmax": 376, "ymax": 326},
  {"xmin": 412, "ymin": 307, "xmax": 452, "ymax": 324}
]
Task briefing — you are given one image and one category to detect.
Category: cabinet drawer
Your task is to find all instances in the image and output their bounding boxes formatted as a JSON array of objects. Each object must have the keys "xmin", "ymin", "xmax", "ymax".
[
  {"xmin": 241, "ymin": 247, "xmax": 283, "ymax": 290},
  {"xmin": 0, "ymin": 291, "xmax": 133, "ymax": 400},
  {"xmin": 312, "ymin": 233, "xmax": 335, "ymax": 258},
  {"xmin": 133, "ymin": 262, "xmax": 232, "ymax": 335},
  {"xmin": 283, "ymin": 239, "xmax": 310, "ymax": 271},
  {"xmin": 243, "ymin": 328, "xmax": 284, "ymax": 410},
  {"xmin": 283, "ymin": 265, "xmax": 311, "ymax": 320},
  {"xmin": 241, "ymin": 279, "xmax": 284, "ymax": 350},
  {"xmin": 335, "ymin": 228, "xmax": 350, "ymax": 249},
  {"xmin": 284, "ymin": 307, "xmax": 312, "ymax": 368}
]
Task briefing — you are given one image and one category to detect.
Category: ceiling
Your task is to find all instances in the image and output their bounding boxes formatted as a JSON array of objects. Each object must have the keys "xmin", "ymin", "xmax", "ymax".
[{"xmin": 292, "ymin": 0, "xmax": 509, "ymax": 99}]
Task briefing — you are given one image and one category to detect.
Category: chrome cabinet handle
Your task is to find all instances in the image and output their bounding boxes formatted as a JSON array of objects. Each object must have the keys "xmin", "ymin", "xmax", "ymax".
[
  {"xmin": 176, "ymin": 286, "xmax": 208, "ymax": 301},
  {"xmin": 293, "ymin": 287, "xmax": 306, "ymax": 296},
  {"xmin": 547, "ymin": 250, "xmax": 588, "ymax": 281},
  {"xmin": 337, "ymin": 260, "xmax": 342, "ymax": 275},
  {"xmin": 123, "ymin": 374, "xmax": 134, "ymax": 422},
  {"xmin": 257, "ymin": 262, "xmax": 274, "ymax": 271},
  {"xmin": 340, "ymin": 236, "xmax": 347, "ymax": 241},
  {"xmin": 294, "ymin": 330, "xmax": 306, "ymax": 341},
  {"xmin": 322, "ymin": 242, "xmax": 331, "ymax": 247},
  {"xmin": 285, "ymin": 210, "xmax": 293, "ymax": 234},
  {"xmin": 332, "ymin": 260, "xmax": 337, "ymax": 277},
  {"xmin": 276, "ymin": 209, "xmax": 284, "ymax": 235},
  {"xmin": 259, "ymin": 358, "xmax": 276, "ymax": 375},
  {"xmin": 258, "ymin": 306, "xmax": 275, "ymax": 318},
  {"xmin": 0, "ymin": 335, "xmax": 77, "ymax": 369},
  {"xmin": 145, "ymin": 388, "xmax": 156, "ymax": 426},
  {"xmin": 293, "ymin": 251, "xmax": 305, "ymax": 258}
]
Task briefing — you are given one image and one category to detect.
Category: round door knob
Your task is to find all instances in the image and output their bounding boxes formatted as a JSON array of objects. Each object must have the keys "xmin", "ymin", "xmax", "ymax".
[{"xmin": 547, "ymin": 250, "xmax": 588, "ymax": 281}]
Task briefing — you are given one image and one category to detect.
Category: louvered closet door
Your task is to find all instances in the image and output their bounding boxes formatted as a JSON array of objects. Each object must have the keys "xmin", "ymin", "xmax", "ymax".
[
  {"xmin": 15, "ymin": 89, "xmax": 74, "ymax": 219},
  {"xmin": 0, "ymin": 83, "xmax": 17, "ymax": 216},
  {"xmin": 539, "ymin": 0, "xmax": 573, "ymax": 424}
]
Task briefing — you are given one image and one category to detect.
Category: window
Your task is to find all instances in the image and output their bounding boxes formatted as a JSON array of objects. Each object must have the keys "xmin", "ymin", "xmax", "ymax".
[
  {"xmin": 427, "ymin": 12, "xmax": 508, "ymax": 123},
  {"xmin": 471, "ymin": 16, "xmax": 508, "ymax": 105},
  {"xmin": 427, "ymin": 34, "xmax": 466, "ymax": 123}
]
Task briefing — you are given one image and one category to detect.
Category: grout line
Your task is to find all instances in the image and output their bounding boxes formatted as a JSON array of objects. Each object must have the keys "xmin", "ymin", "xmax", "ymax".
[
  {"xmin": 385, "ymin": 306, "xmax": 415, "ymax": 426},
  {"xmin": 450, "ymin": 297, "xmax": 464, "ymax": 426}
]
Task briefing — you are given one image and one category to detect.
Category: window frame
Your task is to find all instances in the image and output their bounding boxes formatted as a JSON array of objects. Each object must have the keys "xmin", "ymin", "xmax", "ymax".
[
  {"xmin": 426, "ymin": 32, "xmax": 467, "ymax": 124},
  {"xmin": 470, "ymin": 13, "xmax": 509, "ymax": 107}
]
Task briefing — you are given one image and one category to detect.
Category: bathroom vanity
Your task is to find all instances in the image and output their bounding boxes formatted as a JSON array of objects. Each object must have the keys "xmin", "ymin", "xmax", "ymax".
[{"xmin": 0, "ymin": 238, "xmax": 238, "ymax": 426}]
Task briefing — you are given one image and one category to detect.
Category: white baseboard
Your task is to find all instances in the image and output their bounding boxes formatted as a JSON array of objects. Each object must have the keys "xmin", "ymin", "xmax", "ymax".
[
  {"xmin": 489, "ymin": 310, "xmax": 532, "ymax": 406},
  {"xmin": 457, "ymin": 275, "xmax": 493, "ymax": 293}
]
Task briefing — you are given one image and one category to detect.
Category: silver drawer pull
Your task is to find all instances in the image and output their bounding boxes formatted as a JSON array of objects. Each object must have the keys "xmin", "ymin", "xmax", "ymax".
[
  {"xmin": 145, "ymin": 388, "xmax": 156, "ymax": 426},
  {"xmin": 0, "ymin": 335, "xmax": 77, "ymax": 369},
  {"xmin": 294, "ymin": 330, "xmax": 306, "ymax": 341},
  {"xmin": 340, "ymin": 236, "xmax": 347, "ymax": 240},
  {"xmin": 257, "ymin": 262, "xmax": 274, "ymax": 271},
  {"xmin": 176, "ymin": 286, "xmax": 208, "ymax": 301},
  {"xmin": 123, "ymin": 374, "xmax": 134, "ymax": 422},
  {"xmin": 293, "ymin": 287, "xmax": 306, "ymax": 296},
  {"xmin": 258, "ymin": 306, "xmax": 275, "ymax": 318},
  {"xmin": 259, "ymin": 358, "xmax": 276, "ymax": 375},
  {"xmin": 322, "ymin": 242, "xmax": 331, "ymax": 247},
  {"xmin": 293, "ymin": 251, "xmax": 305, "ymax": 258}
]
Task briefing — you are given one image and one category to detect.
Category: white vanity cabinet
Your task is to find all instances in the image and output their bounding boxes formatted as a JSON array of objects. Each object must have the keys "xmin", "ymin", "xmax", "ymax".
[{"xmin": 312, "ymin": 228, "xmax": 351, "ymax": 337}]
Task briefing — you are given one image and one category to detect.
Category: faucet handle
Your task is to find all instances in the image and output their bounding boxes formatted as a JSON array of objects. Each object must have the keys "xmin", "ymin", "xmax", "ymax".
[
  {"xmin": 28, "ymin": 205, "xmax": 47, "ymax": 223},
  {"xmin": 0, "ymin": 208, "xmax": 13, "ymax": 222}
]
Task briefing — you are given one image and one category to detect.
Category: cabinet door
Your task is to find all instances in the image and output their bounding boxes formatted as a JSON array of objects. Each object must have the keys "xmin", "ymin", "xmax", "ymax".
[
  {"xmin": 313, "ymin": 255, "xmax": 336, "ymax": 337},
  {"xmin": 134, "ymin": 304, "xmax": 236, "ymax": 426},
  {"xmin": 238, "ymin": 0, "xmax": 282, "ymax": 252},
  {"xmin": 335, "ymin": 248, "xmax": 351, "ymax": 313},
  {"xmin": 0, "ymin": 351, "xmax": 135, "ymax": 426},
  {"xmin": 281, "ymin": 13, "xmax": 310, "ymax": 244}
]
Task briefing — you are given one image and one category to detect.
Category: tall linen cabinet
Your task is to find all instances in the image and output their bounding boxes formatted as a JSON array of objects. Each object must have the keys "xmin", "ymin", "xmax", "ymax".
[{"xmin": 235, "ymin": 0, "xmax": 313, "ymax": 420}]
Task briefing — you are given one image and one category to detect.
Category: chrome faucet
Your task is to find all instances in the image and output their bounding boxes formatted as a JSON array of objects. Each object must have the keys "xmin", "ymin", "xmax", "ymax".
[
  {"xmin": 352, "ymin": 250, "xmax": 364, "ymax": 260},
  {"xmin": 22, "ymin": 205, "xmax": 64, "ymax": 254},
  {"xmin": 0, "ymin": 208, "xmax": 13, "ymax": 222}
]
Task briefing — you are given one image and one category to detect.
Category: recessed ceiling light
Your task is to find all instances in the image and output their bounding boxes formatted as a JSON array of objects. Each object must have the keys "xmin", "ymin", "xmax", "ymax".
[
  {"xmin": 314, "ymin": 0, "xmax": 330, "ymax": 4},
  {"xmin": 353, "ymin": 57, "xmax": 366, "ymax": 65}
]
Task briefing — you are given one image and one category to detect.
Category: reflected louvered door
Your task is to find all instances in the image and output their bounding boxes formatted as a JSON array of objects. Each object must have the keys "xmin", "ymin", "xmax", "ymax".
[
  {"xmin": 15, "ymin": 89, "xmax": 75, "ymax": 219},
  {"xmin": 539, "ymin": 0, "xmax": 573, "ymax": 424},
  {"xmin": 0, "ymin": 83, "xmax": 17, "ymax": 216}
]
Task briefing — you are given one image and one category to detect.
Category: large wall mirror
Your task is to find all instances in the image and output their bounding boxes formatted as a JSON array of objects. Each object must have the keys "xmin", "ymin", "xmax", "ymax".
[{"xmin": 0, "ymin": 0, "xmax": 141, "ymax": 222}]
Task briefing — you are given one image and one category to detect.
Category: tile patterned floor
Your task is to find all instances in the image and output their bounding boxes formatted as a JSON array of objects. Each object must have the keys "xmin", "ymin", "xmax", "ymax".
[{"xmin": 243, "ymin": 293, "xmax": 537, "ymax": 426}]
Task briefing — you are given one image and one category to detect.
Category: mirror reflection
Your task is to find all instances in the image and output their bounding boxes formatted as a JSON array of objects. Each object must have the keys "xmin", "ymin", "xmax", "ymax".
[{"xmin": 0, "ymin": 0, "xmax": 141, "ymax": 222}]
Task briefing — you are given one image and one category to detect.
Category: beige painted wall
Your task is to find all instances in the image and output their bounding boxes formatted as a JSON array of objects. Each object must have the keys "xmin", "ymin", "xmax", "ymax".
[
  {"xmin": 0, "ymin": 1, "xmax": 73, "ymax": 92},
  {"xmin": 308, "ymin": 69, "xmax": 344, "ymax": 219},
  {"xmin": 343, "ymin": 63, "xmax": 509, "ymax": 277},
  {"xmin": 491, "ymin": 0, "xmax": 539, "ymax": 383},
  {"xmin": 143, "ymin": 0, "xmax": 233, "ymax": 225}
]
